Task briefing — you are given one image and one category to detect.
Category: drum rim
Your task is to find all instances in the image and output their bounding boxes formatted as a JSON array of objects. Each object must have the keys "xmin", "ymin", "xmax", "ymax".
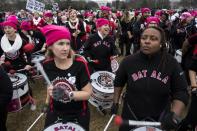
[{"xmin": 44, "ymin": 122, "xmax": 85, "ymax": 131}]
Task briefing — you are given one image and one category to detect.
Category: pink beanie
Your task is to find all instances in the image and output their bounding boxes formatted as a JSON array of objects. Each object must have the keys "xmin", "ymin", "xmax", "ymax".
[
  {"xmin": 146, "ymin": 16, "xmax": 160, "ymax": 25},
  {"xmin": 3, "ymin": 20, "xmax": 17, "ymax": 30},
  {"xmin": 7, "ymin": 15, "xmax": 18, "ymax": 25},
  {"xmin": 100, "ymin": 6, "xmax": 111, "ymax": 12},
  {"xmin": 96, "ymin": 18, "xmax": 109, "ymax": 28},
  {"xmin": 44, "ymin": 12, "xmax": 53, "ymax": 18},
  {"xmin": 40, "ymin": 25, "xmax": 71, "ymax": 46},
  {"xmin": 20, "ymin": 21, "xmax": 32, "ymax": 31},
  {"xmin": 141, "ymin": 8, "xmax": 151, "ymax": 14},
  {"xmin": 180, "ymin": 12, "xmax": 192, "ymax": 20}
]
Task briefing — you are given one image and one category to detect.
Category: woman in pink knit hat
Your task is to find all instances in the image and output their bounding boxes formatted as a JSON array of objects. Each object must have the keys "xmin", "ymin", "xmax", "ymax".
[{"xmin": 40, "ymin": 25, "xmax": 92, "ymax": 131}]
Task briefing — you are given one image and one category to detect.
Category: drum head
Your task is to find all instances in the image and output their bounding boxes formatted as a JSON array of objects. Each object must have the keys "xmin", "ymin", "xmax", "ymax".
[
  {"xmin": 132, "ymin": 126, "xmax": 162, "ymax": 131},
  {"xmin": 90, "ymin": 71, "xmax": 115, "ymax": 94},
  {"xmin": 44, "ymin": 122, "xmax": 85, "ymax": 131},
  {"xmin": 9, "ymin": 73, "xmax": 27, "ymax": 87}
]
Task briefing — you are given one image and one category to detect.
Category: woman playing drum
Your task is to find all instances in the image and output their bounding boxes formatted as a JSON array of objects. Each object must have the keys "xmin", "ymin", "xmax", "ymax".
[
  {"xmin": 112, "ymin": 26, "xmax": 189, "ymax": 131},
  {"xmin": 40, "ymin": 25, "xmax": 92, "ymax": 131}
]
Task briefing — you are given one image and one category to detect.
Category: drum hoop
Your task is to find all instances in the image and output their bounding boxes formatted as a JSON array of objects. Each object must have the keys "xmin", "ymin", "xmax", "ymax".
[{"xmin": 44, "ymin": 122, "xmax": 85, "ymax": 131}]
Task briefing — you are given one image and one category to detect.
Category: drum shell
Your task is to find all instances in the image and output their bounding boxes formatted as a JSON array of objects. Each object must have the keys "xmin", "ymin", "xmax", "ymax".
[
  {"xmin": 89, "ymin": 71, "xmax": 115, "ymax": 109},
  {"xmin": 132, "ymin": 126, "xmax": 162, "ymax": 131}
]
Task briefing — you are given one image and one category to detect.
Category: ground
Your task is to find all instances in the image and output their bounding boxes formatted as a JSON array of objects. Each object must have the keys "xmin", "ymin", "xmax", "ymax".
[{"xmin": 7, "ymin": 75, "xmax": 119, "ymax": 131}]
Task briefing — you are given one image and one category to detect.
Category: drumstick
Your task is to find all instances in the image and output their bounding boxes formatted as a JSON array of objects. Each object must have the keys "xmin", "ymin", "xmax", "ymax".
[
  {"xmin": 33, "ymin": 61, "xmax": 51, "ymax": 86},
  {"xmin": 26, "ymin": 113, "xmax": 44, "ymax": 131},
  {"xmin": 103, "ymin": 114, "xmax": 115, "ymax": 131}
]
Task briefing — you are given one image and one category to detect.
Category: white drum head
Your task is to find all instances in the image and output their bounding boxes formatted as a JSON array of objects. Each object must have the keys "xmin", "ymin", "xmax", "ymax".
[
  {"xmin": 90, "ymin": 71, "xmax": 115, "ymax": 94},
  {"xmin": 132, "ymin": 126, "xmax": 162, "ymax": 131},
  {"xmin": 44, "ymin": 122, "xmax": 85, "ymax": 131},
  {"xmin": 9, "ymin": 73, "xmax": 27, "ymax": 87}
]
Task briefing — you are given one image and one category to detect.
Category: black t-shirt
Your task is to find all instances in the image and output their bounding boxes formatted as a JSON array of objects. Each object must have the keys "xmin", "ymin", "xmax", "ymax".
[
  {"xmin": 43, "ymin": 57, "xmax": 90, "ymax": 114},
  {"xmin": 114, "ymin": 51, "xmax": 189, "ymax": 119}
]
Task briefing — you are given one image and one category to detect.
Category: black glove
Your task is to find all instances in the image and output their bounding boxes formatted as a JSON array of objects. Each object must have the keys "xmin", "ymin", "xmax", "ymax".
[
  {"xmin": 52, "ymin": 87, "xmax": 65, "ymax": 101},
  {"xmin": 111, "ymin": 103, "xmax": 119, "ymax": 115},
  {"xmin": 161, "ymin": 111, "xmax": 181, "ymax": 130},
  {"xmin": 41, "ymin": 103, "xmax": 49, "ymax": 113}
]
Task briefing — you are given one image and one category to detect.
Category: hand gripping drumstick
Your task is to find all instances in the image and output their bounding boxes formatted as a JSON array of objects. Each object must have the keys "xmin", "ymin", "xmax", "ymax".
[
  {"xmin": 26, "ymin": 113, "xmax": 44, "ymax": 131},
  {"xmin": 103, "ymin": 114, "xmax": 115, "ymax": 131}
]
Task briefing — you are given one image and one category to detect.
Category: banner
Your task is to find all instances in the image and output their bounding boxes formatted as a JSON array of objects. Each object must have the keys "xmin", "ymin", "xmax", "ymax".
[
  {"xmin": 26, "ymin": 0, "xmax": 45, "ymax": 12},
  {"xmin": 52, "ymin": 3, "xmax": 59, "ymax": 11}
]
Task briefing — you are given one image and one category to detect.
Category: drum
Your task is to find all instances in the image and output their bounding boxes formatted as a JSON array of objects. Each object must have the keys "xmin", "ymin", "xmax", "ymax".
[
  {"xmin": 7, "ymin": 73, "xmax": 30, "ymax": 112},
  {"xmin": 89, "ymin": 71, "xmax": 115, "ymax": 109},
  {"xmin": 174, "ymin": 49, "xmax": 182, "ymax": 63},
  {"xmin": 132, "ymin": 126, "xmax": 162, "ymax": 131},
  {"xmin": 44, "ymin": 122, "xmax": 85, "ymax": 131},
  {"xmin": 111, "ymin": 59, "xmax": 119, "ymax": 73}
]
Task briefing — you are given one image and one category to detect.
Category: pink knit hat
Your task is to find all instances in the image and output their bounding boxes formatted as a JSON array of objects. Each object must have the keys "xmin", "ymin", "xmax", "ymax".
[
  {"xmin": 100, "ymin": 6, "xmax": 111, "ymax": 12},
  {"xmin": 141, "ymin": 8, "xmax": 151, "ymax": 15},
  {"xmin": 180, "ymin": 12, "xmax": 192, "ymax": 20},
  {"xmin": 3, "ymin": 20, "xmax": 17, "ymax": 30},
  {"xmin": 40, "ymin": 25, "xmax": 71, "ymax": 46},
  {"xmin": 146, "ymin": 16, "xmax": 160, "ymax": 25},
  {"xmin": 44, "ymin": 11, "xmax": 53, "ymax": 18},
  {"xmin": 20, "ymin": 21, "xmax": 32, "ymax": 31},
  {"xmin": 7, "ymin": 15, "xmax": 18, "ymax": 25},
  {"xmin": 96, "ymin": 18, "xmax": 109, "ymax": 28}
]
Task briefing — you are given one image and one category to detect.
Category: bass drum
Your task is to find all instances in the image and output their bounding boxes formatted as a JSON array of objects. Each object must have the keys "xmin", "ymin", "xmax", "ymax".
[
  {"xmin": 44, "ymin": 122, "xmax": 85, "ymax": 131},
  {"xmin": 89, "ymin": 71, "xmax": 115, "ymax": 109},
  {"xmin": 132, "ymin": 126, "xmax": 162, "ymax": 131},
  {"xmin": 7, "ymin": 73, "xmax": 30, "ymax": 112}
]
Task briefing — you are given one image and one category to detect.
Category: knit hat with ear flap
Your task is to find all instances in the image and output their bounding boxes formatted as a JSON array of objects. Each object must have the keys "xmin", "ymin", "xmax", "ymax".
[{"xmin": 40, "ymin": 25, "xmax": 71, "ymax": 47}]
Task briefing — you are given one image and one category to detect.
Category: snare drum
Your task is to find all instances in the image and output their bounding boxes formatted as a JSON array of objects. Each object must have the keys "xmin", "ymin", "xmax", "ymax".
[
  {"xmin": 89, "ymin": 71, "xmax": 115, "ymax": 109},
  {"xmin": 111, "ymin": 59, "xmax": 119, "ymax": 73},
  {"xmin": 132, "ymin": 126, "xmax": 162, "ymax": 131},
  {"xmin": 44, "ymin": 122, "xmax": 85, "ymax": 131},
  {"xmin": 7, "ymin": 73, "xmax": 30, "ymax": 112}
]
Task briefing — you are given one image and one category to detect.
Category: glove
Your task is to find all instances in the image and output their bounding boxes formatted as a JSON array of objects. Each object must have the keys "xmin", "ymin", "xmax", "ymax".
[
  {"xmin": 41, "ymin": 103, "xmax": 49, "ymax": 113},
  {"xmin": 161, "ymin": 111, "xmax": 181, "ymax": 130},
  {"xmin": 52, "ymin": 87, "xmax": 65, "ymax": 101},
  {"xmin": 111, "ymin": 103, "xmax": 119, "ymax": 115}
]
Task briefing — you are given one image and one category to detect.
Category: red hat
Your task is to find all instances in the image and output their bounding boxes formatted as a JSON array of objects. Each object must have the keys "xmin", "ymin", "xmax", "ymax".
[
  {"xmin": 3, "ymin": 20, "xmax": 17, "ymax": 30},
  {"xmin": 20, "ymin": 21, "xmax": 32, "ymax": 31},
  {"xmin": 40, "ymin": 25, "xmax": 71, "ymax": 47},
  {"xmin": 100, "ymin": 6, "xmax": 111, "ymax": 12},
  {"xmin": 96, "ymin": 18, "xmax": 109, "ymax": 28},
  {"xmin": 7, "ymin": 15, "xmax": 18, "ymax": 25},
  {"xmin": 141, "ymin": 8, "xmax": 151, "ymax": 14},
  {"xmin": 44, "ymin": 11, "xmax": 53, "ymax": 18},
  {"xmin": 23, "ymin": 43, "xmax": 35, "ymax": 53},
  {"xmin": 146, "ymin": 16, "xmax": 160, "ymax": 25}
]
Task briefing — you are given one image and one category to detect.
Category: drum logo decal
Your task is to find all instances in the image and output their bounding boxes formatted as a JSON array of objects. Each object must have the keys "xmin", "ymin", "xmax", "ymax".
[
  {"xmin": 52, "ymin": 76, "xmax": 76, "ymax": 103},
  {"xmin": 5, "ymin": 51, "xmax": 20, "ymax": 60},
  {"xmin": 146, "ymin": 127, "xmax": 156, "ymax": 131},
  {"xmin": 98, "ymin": 73, "xmax": 113, "ymax": 87},
  {"xmin": 54, "ymin": 125, "xmax": 76, "ymax": 131}
]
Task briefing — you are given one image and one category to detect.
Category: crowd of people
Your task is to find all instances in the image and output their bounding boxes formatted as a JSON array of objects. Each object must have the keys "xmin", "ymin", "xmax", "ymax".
[{"xmin": 0, "ymin": 5, "xmax": 197, "ymax": 131}]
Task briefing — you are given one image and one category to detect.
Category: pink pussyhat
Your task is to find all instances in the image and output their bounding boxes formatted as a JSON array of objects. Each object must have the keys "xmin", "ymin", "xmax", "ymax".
[
  {"xmin": 180, "ymin": 12, "xmax": 192, "ymax": 20},
  {"xmin": 3, "ymin": 20, "xmax": 17, "ymax": 30},
  {"xmin": 7, "ymin": 15, "xmax": 18, "ymax": 25},
  {"xmin": 40, "ymin": 25, "xmax": 71, "ymax": 47},
  {"xmin": 96, "ymin": 18, "xmax": 109, "ymax": 28}
]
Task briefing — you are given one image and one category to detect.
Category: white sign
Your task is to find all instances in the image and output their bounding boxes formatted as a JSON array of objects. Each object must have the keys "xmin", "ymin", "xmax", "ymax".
[
  {"xmin": 26, "ymin": 0, "xmax": 45, "ymax": 12},
  {"xmin": 52, "ymin": 3, "xmax": 59, "ymax": 11}
]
